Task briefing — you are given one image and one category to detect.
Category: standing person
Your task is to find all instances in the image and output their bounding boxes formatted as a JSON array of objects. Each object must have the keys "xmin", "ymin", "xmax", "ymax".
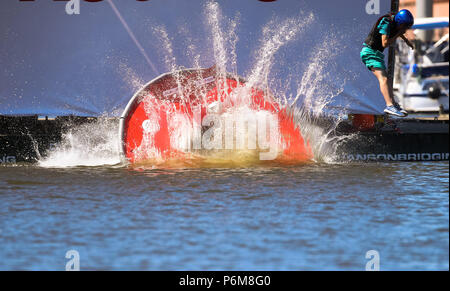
[{"xmin": 361, "ymin": 9, "xmax": 415, "ymax": 117}]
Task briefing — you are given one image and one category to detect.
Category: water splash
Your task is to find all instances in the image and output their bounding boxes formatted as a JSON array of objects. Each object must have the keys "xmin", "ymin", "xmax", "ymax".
[
  {"xmin": 153, "ymin": 26, "xmax": 178, "ymax": 73},
  {"xmin": 247, "ymin": 14, "xmax": 314, "ymax": 91},
  {"xmin": 38, "ymin": 118, "xmax": 121, "ymax": 168},
  {"xmin": 287, "ymin": 34, "xmax": 352, "ymax": 163},
  {"xmin": 117, "ymin": 62, "xmax": 145, "ymax": 92},
  {"xmin": 40, "ymin": 1, "xmax": 351, "ymax": 168}
]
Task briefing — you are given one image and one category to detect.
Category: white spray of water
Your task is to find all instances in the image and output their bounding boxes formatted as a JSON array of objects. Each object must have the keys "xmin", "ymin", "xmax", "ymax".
[
  {"xmin": 38, "ymin": 119, "xmax": 121, "ymax": 167},
  {"xmin": 178, "ymin": 25, "xmax": 202, "ymax": 70},
  {"xmin": 128, "ymin": 5, "xmax": 318, "ymax": 165},
  {"xmin": 247, "ymin": 14, "xmax": 314, "ymax": 92},
  {"xmin": 228, "ymin": 14, "xmax": 240, "ymax": 77},
  {"xmin": 153, "ymin": 26, "xmax": 178, "ymax": 73},
  {"xmin": 285, "ymin": 34, "xmax": 352, "ymax": 163},
  {"xmin": 117, "ymin": 62, "xmax": 146, "ymax": 92},
  {"xmin": 206, "ymin": 1, "xmax": 228, "ymax": 80},
  {"xmin": 40, "ymin": 1, "xmax": 352, "ymax": 167}
]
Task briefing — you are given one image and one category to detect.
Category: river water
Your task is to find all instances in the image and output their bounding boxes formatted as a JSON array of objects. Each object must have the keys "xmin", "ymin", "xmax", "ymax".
[{"xmin": 0, "ymin": 161, "xmax": 448, "ymax": 270}]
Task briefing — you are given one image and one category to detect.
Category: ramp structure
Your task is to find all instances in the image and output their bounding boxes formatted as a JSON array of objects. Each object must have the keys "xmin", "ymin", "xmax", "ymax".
[
  {"xmin": 119, "ymin": 66, "xmax": 313, "ymax": 164},
  {"xmin": 0, "ymin": 1, "xmax": 448, "ymax": 165}
]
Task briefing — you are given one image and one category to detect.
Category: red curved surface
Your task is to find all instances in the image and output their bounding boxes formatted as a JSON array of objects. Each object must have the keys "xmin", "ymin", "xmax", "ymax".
[{"xmin": 121, "ymin": 67, "xmax": 313, "ymax": 164}]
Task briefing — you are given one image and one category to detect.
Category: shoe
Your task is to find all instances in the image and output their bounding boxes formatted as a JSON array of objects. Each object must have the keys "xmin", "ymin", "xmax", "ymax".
[
  {"xmin": 384, "ymin": 105, "xmax": 406, "ymax": 117},
  {"xmin": 393, "ymin": 102, "xmax": 408, "ymax": 116}
]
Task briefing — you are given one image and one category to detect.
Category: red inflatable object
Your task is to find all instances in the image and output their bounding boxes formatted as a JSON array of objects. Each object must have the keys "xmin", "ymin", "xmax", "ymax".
[{"xmin": 119, "ymin": 66, "xmax": 313, "ymax": 165}]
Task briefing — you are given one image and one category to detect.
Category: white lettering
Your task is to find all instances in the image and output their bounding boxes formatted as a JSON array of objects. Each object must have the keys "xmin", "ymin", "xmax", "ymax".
[
  {"xmin": 65, "ymin": 0, "xmax": 80, "ymax": 15},
  {"xmin": 365, "ymin": 250, "xmax": 380, "ymax": 271},
  {"xmin": 202, "ymin": 114, "xmax": 222, "ymax": 150},
  {"xmin": 365, "ymin": 0, "xmax": 380, "ymax": 15},
  {"xmin": 65, "ymin": 250, "xmax": 80, "ymax": 271}
]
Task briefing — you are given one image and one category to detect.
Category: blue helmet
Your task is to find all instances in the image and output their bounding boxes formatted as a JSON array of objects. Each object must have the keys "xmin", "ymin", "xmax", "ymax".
[{"xmin": 394, "ymin": 9, "xmax": 414, "ymax": 26}]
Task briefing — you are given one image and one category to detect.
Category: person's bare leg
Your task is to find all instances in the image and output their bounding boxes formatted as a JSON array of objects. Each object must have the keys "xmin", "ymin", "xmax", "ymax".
[{"xmin": 371, "ymin": 69, "xmax": 393, "ymax": 106}]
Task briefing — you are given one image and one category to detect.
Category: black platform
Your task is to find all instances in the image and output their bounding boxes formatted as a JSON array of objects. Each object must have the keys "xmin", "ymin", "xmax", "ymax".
[
  {"xmin": 331, "ymin": 115, "xmax": 449, "ymax": 162},
  {"xmin": 0, "ymin": 114, "xmax": 448, "ymax": 165},
  {"xmin": 0, "ymin": 115, "xmax": 96, "ymax": 164}
]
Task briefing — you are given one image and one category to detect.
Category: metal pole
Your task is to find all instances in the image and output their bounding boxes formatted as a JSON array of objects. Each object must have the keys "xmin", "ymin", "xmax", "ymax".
[
  {"xmin": 416, "ymin": 0, "xmax": 434, "ymax": 42},
  {"xmin": 387, "ymin": 0, "xmax": 399, "ymax": 95}
]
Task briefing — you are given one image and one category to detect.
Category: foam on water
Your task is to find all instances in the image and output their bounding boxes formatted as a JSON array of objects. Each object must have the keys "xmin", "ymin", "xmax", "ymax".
[
  {"xmin": 39, "ymin": 1, "xmax": 349, "ymax": 168},
  {"xmin": 38, "ymin": 118, "xmax": 121, "ymax": 168}
]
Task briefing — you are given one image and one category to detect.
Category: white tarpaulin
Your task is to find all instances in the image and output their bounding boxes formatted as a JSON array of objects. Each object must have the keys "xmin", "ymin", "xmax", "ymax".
[{"xmin": 0, "ymin": 0, "xmax": 392, "ymax": 116}]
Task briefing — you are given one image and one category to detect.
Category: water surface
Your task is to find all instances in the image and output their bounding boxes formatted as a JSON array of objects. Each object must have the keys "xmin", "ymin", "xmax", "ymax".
[{"xmin": 0, "ymin": 162, "xmax": 448, "ymax": 270}]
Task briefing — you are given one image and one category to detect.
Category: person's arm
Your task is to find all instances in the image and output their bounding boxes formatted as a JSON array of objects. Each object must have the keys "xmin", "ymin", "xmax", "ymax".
[
  {"xmin": 400, "ymin": 34, "xmax": 414, "ymax": 49},
  {"xmin": 381, "ymin": 30, "xmax": 405, "ymax": 48},
  {"xmin": 379, "ymin": 17, "xmax": 404, "ymax": 48}
]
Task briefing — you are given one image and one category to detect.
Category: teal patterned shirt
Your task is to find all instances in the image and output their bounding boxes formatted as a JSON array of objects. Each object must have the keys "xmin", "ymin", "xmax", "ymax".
[{"xmin": 377, "ymin": 17, "xmax": 392, "ymax": 36}]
